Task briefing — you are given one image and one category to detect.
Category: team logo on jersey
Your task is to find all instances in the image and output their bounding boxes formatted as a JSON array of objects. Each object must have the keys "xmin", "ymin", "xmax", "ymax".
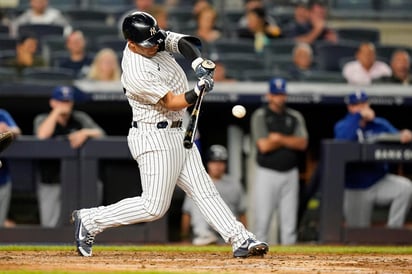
[{"xmin": 150, "ymin": 27, "xmax": 156, "ymax": 36}]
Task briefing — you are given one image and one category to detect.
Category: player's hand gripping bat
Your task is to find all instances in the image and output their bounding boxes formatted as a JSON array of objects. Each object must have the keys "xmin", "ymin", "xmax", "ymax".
[{"xmin": 183, "ymin": 60, "xmax": 215, "ymax": 149}]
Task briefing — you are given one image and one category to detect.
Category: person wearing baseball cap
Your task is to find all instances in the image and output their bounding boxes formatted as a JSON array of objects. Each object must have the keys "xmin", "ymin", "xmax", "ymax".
[
  {"xmin": 33, "ymin": 85, "xmax": 105, "ymax": 227},
  {"xmin": 250, "ymin": 77, "xmax": 308, "ymax": 245},
  {"xmin": 181, "ymin": 145, "xmax": 247, "ymax": 246},
  {"xmin": 334, "ymin": 90, "xmax": 412, "ymax": 228}
]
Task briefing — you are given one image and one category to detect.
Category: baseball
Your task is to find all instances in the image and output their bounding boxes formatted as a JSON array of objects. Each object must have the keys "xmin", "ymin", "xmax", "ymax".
[{"xmin": 232, "ymin": 105, "xmax": 246, "ymax": 118}]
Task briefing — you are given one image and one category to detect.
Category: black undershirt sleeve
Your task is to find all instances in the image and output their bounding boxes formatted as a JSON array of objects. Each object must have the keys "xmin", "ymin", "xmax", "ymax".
[{"xmin": 178, "ymin": 37, "xmax": 202, "ymax": 63}]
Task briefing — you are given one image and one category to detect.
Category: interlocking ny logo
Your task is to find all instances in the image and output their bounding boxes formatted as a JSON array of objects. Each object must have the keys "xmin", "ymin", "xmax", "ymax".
[{"xmin": 150, "ymin": 27, "xmax": 156, "ymax": 36}]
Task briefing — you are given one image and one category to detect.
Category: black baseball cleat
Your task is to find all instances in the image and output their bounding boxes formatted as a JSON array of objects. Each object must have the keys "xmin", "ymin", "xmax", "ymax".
[
  {"xmin": 71, "ymin": 210, "xmax": 95, "ymax": 257},
  {"xmin": 233, "ymin": 238, "xmax": 269, "ymax": 258}
]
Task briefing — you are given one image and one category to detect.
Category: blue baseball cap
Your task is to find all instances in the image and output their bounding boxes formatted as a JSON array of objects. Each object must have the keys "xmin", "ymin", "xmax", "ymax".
[
  {"xmin": 51, "ymin": 86, "xmax": 75, "ymax": 102},
  {"xmin": 269, "ymin": 77, "xmax": 287, "ymax": 95},
  {"xmin": 347, "ymin": 90, "xmax": 368, "ymax": 105}
]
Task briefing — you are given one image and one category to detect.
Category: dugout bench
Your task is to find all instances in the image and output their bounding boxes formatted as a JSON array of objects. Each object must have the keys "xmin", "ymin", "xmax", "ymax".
[{"xmin": 319, "ymin": 140, "xmax": 412, "ymax": 244}]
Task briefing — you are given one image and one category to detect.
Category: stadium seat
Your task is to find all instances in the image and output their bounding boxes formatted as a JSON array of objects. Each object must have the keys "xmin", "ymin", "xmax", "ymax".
[
  {"xmin": 21, "ymin": 67, "xmax": 75, "ymax": 83},
  {"xmin": 375, "ymin": 44, "xmax": 412, "ymax": 61},
  {"xmin": 0, "ymin": 67, "xmax": 18, "ymax": 83},
  {"xmin": 18, "ymin": 24, "xmax": 64, "ymax": 39},
  {"xmin": 241, "ymin": 69, "xmax": 291, "ymax": 82},
  {"xmin": 315, "ymin": 42, "xmax": 358, "ymax": 72},
  {"xmin": 332, "ymin": 0, "xmax": 373, "ymax": 10},
  {"xmin": 89, "ymin": 0, "xmax": 131, "ymax": 13},
  {"xmin": 96, "ymin": 36, "xmax": 125, "ymax": 52},
  {"xmin": 64, "ymin": 9, "xmax": 110, "ymax": 25},
  {"xmin": 264, "ymin": 39, "xmax": 297, "ymax": 56},
  {"xmin": 216, "ymin": 54, "xmax": 266, "ymax": 80},
  {"xmin": 210, "ymin": 38, "xmax": 256, "ymax": 57},
  {"xmin": 0, "ymin": 50, "xmax": 17, "ymax": 66},
  {"xmin": 300, "ymin": 70, "xmax": 346, "ymax": 83},
  {"xmin": 168, "ymin": 8, "xmax": 195, "ymax": 32},
  {"xmin": 0, "ymin": 25, "xmax": 9, "ymax": 35},
  {"xmin": 73, "ymin": 23, "xmax": 119, "ymax": 51},
  {"xmin": 335, "ymin": 27, "xmax": 380, "ymax": 44},
  {"xmin": 0, "ymin": 36, "xmax": 16, "ymax": 51}
]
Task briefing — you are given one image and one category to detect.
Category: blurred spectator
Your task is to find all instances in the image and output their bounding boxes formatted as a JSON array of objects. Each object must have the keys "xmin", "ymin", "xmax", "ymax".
[
  {"xmin": 193, "ymin": 0, "xmax": 212, "ymax": 18},
  {"xmin": 379, "ymin": 49, "xmax": 410, "ymax": 85},
  {"xmin": 195, "ymin": 6, "xmax": 222, "ymax": 44},
  {"xmin": 334, "ymin": 90, "xmax": 412, "ymax": 228},
  {"xmin": 57, "ymin": 30, "xmax": 93, "ymax": 79},
  {"xmin": 214, "ymin": 61, "xmax": 237, "ymax": 82},
  {"xmin": 181, "ymin": 145, "xmax": 247, "ymax": 245},
  {"xmin": 250, "ymin": 78, "xmax": 308, "ymax": 245},
  {"xmin": 11, "ymin": 0, "xmax": 72, "ymax": 37},
  {"xmin": 342, "ymin": 42, "xmax": 392, "ymax": 85},
  {"xmin": 288, "ymin": 42, "xmax": 316, "ymax": 80},
  {"xmin": 117, "ymin": 0, "xmax": 155, "ymax": 33},
  {"xmin": 240, "ymin": 7, "xmax": 282, "ymax": 53},
  {"xmin": 86, "ymin": 48, "xmax": 121, "ymax": 82},
  {"xmin": 34, "ymin": 86, "xmax": 105, "ymax": 227},
  {"xmin": 0, "ymin": 109, "xmax": 21, "ymax": 228},
  {"xmin": 146, "ymin": 5, "xmax": 169, "ymax": 30},
  {"xmin": 282, "ymin": 1, "xmax": 311, "ymax": 39},
  {"xmin": 283, "ymin": 0, "xmax": 337, "ymax": 44},
  {"xmin": 237, "ymin": 0, "xmax": 277, "ymax": 30},
  {"xmin": 3, "ymin": 33, "xmax": 46, "ymax": 77}
]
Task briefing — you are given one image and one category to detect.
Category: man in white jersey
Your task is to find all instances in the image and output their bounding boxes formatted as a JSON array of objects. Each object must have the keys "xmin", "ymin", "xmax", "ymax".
[{"xmin": 71, "ymin": 11, "xmax": 268, "ymax": 258}]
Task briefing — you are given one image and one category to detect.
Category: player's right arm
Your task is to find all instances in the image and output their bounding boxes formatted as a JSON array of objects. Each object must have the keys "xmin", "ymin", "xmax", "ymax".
[{"xmin": 334, "ymin": 113, "xmax": 363, "ymax": 140}]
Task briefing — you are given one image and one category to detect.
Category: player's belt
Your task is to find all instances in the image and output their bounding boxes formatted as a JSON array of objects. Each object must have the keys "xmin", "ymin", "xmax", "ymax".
[{"xmin": 132, "ymin": 120, "xmax": 182, "ymax": 129}]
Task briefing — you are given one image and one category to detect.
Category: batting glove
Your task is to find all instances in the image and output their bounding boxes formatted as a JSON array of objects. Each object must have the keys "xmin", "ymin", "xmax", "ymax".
[
  {"xmin": 194, "ymin": 75, "xmax": 214, "ymax": 95},
  {"xmin": 192, "ymin": 58, "xmax": 216, "ymax": 79}
]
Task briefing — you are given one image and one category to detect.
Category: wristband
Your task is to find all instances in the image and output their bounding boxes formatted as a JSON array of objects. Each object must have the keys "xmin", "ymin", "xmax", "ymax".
[
  {"xmin": 184, "ymin": 89, "xmax": 198, "ymax": 104},
  {"xmin": 191, "ymin": 57, "xmax": 204, "ymax": 71}
]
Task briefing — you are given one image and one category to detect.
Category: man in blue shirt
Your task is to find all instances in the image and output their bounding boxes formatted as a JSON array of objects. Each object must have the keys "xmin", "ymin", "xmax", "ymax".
[
  {"xmin": 334, "ymin": 90, "xmax": 412, "ymax": 227},
  {"xmin": 0, "ymin": 109, "xmax": 21, "ymax": 227}
]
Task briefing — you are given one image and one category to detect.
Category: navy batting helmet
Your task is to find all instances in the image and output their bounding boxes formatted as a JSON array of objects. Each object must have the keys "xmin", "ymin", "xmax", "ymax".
[{"xmin": 122, "ymin": 11, "xmax": 166, "ymax": 47}]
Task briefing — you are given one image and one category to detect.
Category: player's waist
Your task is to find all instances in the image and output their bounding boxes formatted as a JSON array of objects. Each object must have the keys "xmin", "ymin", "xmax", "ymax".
[{"xmin": 131, "ymin": 120, "xmax": 183, "ymax": 130}]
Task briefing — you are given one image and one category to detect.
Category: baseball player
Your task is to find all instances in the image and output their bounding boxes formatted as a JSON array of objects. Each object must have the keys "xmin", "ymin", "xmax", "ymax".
[
  {"xmin": 71, "ymin": 11, "xmax": 268, "ymax": 258},
  {"xmin": 250, "ymin": 78, "xmax": 308, "ymax": 245},
  {"xmin": 335, "ymin": 90, "xmax": 412, "ymax": 228}
]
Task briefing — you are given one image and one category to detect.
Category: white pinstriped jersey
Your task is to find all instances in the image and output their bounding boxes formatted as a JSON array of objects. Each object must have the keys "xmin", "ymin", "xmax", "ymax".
[
  {"xmin": 121, "ymin": 46, "xmax": 187, "ymax": 123},
  {"xmin": 78, "ymin": 37, "xmax": 255, "ymax": 253}
]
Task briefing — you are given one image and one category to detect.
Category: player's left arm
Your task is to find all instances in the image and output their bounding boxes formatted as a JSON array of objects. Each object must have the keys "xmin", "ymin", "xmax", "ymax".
[{"xmin": 164, "ymin": 32, "xmax": 215, "ymax": 78}]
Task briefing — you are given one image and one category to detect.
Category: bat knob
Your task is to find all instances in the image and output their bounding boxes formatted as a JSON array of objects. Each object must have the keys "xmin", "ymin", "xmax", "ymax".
[{"xmin": 183, "ymin": 140, "xmax": 193, "ymax": 149}]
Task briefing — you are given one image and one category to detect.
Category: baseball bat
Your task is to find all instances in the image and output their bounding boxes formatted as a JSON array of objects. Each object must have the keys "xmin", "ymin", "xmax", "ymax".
[{"xmin": 183, "ymin": 87, "xmax": 206, "ymax": 149}]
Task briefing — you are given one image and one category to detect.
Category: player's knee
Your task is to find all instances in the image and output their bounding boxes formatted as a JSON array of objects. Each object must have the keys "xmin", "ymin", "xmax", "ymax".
[{"xmin": 144, "ymin": 203, "xmax": 169, "ymax": 220}]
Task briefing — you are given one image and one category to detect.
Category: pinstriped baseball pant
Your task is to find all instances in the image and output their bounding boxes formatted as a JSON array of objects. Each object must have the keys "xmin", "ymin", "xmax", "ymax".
[{"xmin": 80, "ymin": 127, "xmax": 253, "ymax": 250}]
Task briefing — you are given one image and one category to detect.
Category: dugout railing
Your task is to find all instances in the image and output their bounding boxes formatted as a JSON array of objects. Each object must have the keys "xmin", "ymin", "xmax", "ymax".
[{"xmin": 0, "ymin": 136, "xmax": 167, "ymax": 244}]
